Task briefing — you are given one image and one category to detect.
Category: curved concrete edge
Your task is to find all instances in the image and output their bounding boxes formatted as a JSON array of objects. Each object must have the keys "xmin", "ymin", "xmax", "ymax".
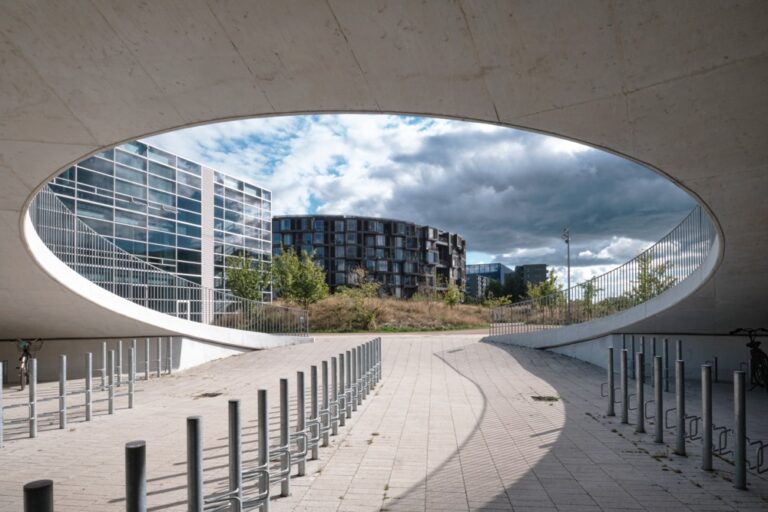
[
  {"xmin": 484, "ymin": 235, "xmax": 721, "ymax": 350},
  {"xmin": 22, "ymin": 212, "xmax": 313, "ymax": 351}
]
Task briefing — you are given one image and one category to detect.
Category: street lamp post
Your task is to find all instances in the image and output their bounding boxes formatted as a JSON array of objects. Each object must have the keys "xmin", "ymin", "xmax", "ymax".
[{"xmin": 562, "ymin": 228, "xmax": 571, "ymax": 323}]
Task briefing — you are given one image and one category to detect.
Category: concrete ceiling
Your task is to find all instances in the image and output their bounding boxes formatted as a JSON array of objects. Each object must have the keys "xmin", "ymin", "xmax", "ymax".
[{"xmin": 0, "ymin": 0, "xmax": 766, "ymax": 338}]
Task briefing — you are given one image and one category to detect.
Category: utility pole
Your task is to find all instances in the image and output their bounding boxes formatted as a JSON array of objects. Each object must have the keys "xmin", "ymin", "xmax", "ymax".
[{"xmin": 562, "ymin": 228, "xmax": 571, "ymax": 323}]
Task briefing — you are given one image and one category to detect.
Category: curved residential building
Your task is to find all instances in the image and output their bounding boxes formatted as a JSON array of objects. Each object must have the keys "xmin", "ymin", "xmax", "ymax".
[{"xmin": 272, "ymin": 215, "xmax": 466, "ymax": 298}]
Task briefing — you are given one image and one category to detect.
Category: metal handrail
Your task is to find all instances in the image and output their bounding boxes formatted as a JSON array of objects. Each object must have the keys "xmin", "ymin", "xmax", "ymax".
[
  {"xmin": 490, "ymin": 206, "xmax": 716, "ymax": 335},
  {"xmin": 30, "ymin": 186, "xmax": 308, "ymax": 336}
]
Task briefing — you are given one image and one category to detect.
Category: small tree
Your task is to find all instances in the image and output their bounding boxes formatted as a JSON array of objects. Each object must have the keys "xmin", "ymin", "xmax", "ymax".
[
  {"xmin": 526, "ymin": 269, "xmax": 563, "ymax": 304},
  {"xmin": 226, "ymin": 255, "xmax": 271, "ymax": 302},
  {"xmin": 273, "ymin": 248, "xmax": 329, "ymax": 309},
  {"xmin": 626, "ymin": 252, "xmax": 676, "ymax": 304},
  {"xmin": 444, "ymin": 281, "xmax": 461, "ymax": 308},
  {"xmin": 337, "ymin": 267, "xmax": 381, "ymax": 330},
  {"xmin": 580, "ymin": 280, "xmax": 603, "ymax": 315}
]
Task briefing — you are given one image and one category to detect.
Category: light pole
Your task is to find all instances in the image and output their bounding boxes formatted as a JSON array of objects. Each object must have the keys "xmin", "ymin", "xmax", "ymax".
[{"xmin": 562, "ymin": 228, "xmax": 571, "ymax": 323}]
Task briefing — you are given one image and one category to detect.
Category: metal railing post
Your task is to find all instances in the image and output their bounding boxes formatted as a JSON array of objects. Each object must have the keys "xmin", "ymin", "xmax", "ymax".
[
  {"xmin": 356, "ymin": 347, "xmax": 362, "ymax": 406},
  {"xmin": 714, "ymin": 356, "xmax": 719, "ymax": 383},
  {"xmin": 228, "ymin": 400, "xmax": 243, "ymax": 511},
  {"xmin": 187, "ymin": 416, "xmax": 203, "ymax": 512},
  {"xmin": 128, "ymin": 347, "xmax": 135, "ymax": 409},
  {"xmin": 664, "ymin": 338, "xmax": 670, "ymax": 392},
  {"xmin": 702, "ymin": 364, "xmax": 712, "ymax": 471},
  {"xmin": 310, "ymin": 365, "xmax": 319, "ymax": 460},
  {"xmin": 296, "ymin": 371, "xmax": 306, "ymax": 477},
  {"xmin": 280, "ymin": 378, "xmax": 290, "ymax": 497},
  {"xmin": 85, "ymin": 353, "xmax": 93, "ymax": 421},
  {"xmin": 23, "ymin": 480, "xmax": 53, "ymax": 512},
  {"xmin": 620, "ymin": 349, "xmax": 628, "ymax": 424},
  {"xmin": 117, "ymin": 339, "xmax": 123, "ymax": 387},
  {"xmin": 59, "ymin": 355, "xmax": 67, "ymax": 429},
  {"xmin": 108, "ymin": 351, "xmax": 115, "ymax": 415},
  {"xmin": 125, "ymin": 440, "xmax": 147, "ymax": 512},
  {"xmin": 156, "ymin": 337, "xmax": 161, "ymax": 378},
  {"xmin": 347, "ymin": 350, "xmax": 355, "ymax": 414},
  {"xmin": 350, "ymin": 349, "xmax": 358, "ymax": 412},
  {"xmin": 321, "ymin": 361, "xmax": 329, "ymax": 447},
  {"xmin": 144, "ymin": 338, "xmax": 149, "ymax": 381},
  {"xmin": 654, "ymin": 356, "xmax": 663, "ymax": 443},
  {"xmin": 101, "ymin": 341, "xmax": 107, "ymax": 390},
  {"xmin": 606, "ymin": 347, "xmax": 615, "ymax": 417},
  {"xmin": 331, "ymin": 357, "xmax": 338, "ymax": 436},
  {"xmin": 30, "ymin": 358, "xmax": 37, "ymax": 438},
  {"xmin": 631, "ymin": 336, "xmax": 636, "ymax": 380},
  {"xmin": 676, "ymin": 339, "xmax": 683, "ymax": 361},
  {"xmin": 338, "ymin": 353, "xmax": 346, "ymax": 427},
  {"xmin": 675, "ymin": 359, "xmax": 686, "ymax": 456},
  {"xmin": 635, "ymin": 352, "xmax": 645, "ymax": 434},
  {"xmin": 257, "ymin": 389, "xmax": 269, "ymax": 512},
  {"xmin": 734, "ymin": 371, "xmax": 746, "ymax": 490}
]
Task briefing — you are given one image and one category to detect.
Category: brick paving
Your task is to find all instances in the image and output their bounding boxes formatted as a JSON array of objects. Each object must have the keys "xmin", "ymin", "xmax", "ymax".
[{"xmin": 0, "ymin": 333, "xmax": 767, "ymax": 511}]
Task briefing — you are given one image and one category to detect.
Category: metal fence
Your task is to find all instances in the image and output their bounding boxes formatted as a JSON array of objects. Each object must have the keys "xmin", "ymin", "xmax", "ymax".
[
  {"xmin": 490, "ymin": 206, "xmax": 716, "ymax": 336},
  {"xmin": 23, "ymin": 338, "xmax": 382, "ymax": 512},
  {"xmin": 30, "ymin": 186, "xmax": 307, "ymax": 336}
]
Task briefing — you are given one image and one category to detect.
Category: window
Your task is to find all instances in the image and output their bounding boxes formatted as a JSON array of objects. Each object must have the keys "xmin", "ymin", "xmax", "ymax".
[
  {"xmin": 77, "ymin": 202, "xmax": 112, "ymax": 221},
  {"xmin": 334, "ymin": 233, "xmax": 345, "ymax": 245},
  {"xmin": 147, "ymin": 146, "xmax": 175, "ymax": 167},
  {"xmin": 119, "ymin": 141, "xmax": 147, "ymax": 156},
  {"xmin": 313, "ymin": 232, "xmax": 324, "ymax": 244},
  {"xmin": 148, "ymin": 230, "xmax": 175, "ymax": 246},
  {"xmin": 302, "ymin": 233, "xmax": 313, "ymax": 244},
  {"xmin": 273, "ymin": 233, "xmax": 282, "ymax": 244},
  {"xmin": 148, "ymin": 189, "xmax": 174, "ymax": 206},
  {"xmin": 115, "ymin": 209, "xmax": 146, "ymax": 227},
  {"xmin": 365, "ymin": 260, "xmax": 375, "ymax": 271},
  {"xmin": 115, "ymin": 149, "xmax": 147, "ymax": 171},
  {"xmin": 177, "ymin": 262, "xmax": 201, "ymax": 275},
  {"xmin": 148, "ymin": 160, "xmax": 174, "ymax": 180},
  {"xmin": 280, "ymin": 219, "xmax": 291, "ymax": 231},
  {"xmin": 176, "ymin": 171, "xmax": 201, "ymax": 189},
  {"xmin": 346, "ymin": 232, "xmax": 357, "ymax": 244},
  {"xmin": 177, "ymin": 184, "xmax": 201, "ymax": 200},
  {"xmin": 177, "ymin": 249, "xmax": 201, "ymax": 262},
  {"xmin": 149, "ymin": 175, "xmax": 175, "ymax": 193},
  {"xmin": 283, "ymin": 234, "xmax": 293, "ymax": 245},
  {"xmin": 177, "ymin": 157, "xmax": 201, "ymax": 175},
  {"xmin": 346, "ymin": 246, "xmax": 357, "ymax": 258},
  {"xmin": 335, "ymin": 246, "xmax": 345, "ymax": 258},
  {"xmin": 314, "ymin": 247, "xmax": 324, "ymax": 258},
  {"xmin": 346, "ymin": 219, "xmax": 357, "ymax": 231},
  {"xmin": 82, "ymin": 217, "xmax": 113, "ymax": 236},
  {"xmin": 376, "ymin": 235, "xmax": 385, "ymax": 246},
  {"xmin": 335, "ymin": 260, "xmax": 346, "ymax": 271},
  {"xmin": 78, "ymin": 157, "xmax": 113, "ymax": 175},
  {"xmin": 178, "ymin": 210, "xmax": 201, "ymax": 225},
  {"xmin": 394, "ymin": 249, "xmax": 404, "ymax": 261},
  {"xmin": 334, "ymin": 273, "xmax": 346, "ymax": 285},
  {"xmin": 115, "ymin": 164, "xmax": 146, "ymax": 185},
  {"xmin": 377, "ymin": 260, "xmax": 388, "ymax": 272},
  {"xmin": 177, "ymin": 224, "xmax": 201, "ymax": 238},
  {"xmin": 177, "ymin": 197, "xmax": 201, "ymax": 213},
  {"xmin": 335, "ymin": 220, "xmax": 344, "ymax": 232},
  {"xmin": 314, "ymin": 219, "xmax": 325, "ymax": 231},
  {"xmin": 178, "ymin": 235, "xmax": 202, "ymax": 250},
  {"xmin": 77, "ymin": 168, "xmax": 113, "ymax": 191}
]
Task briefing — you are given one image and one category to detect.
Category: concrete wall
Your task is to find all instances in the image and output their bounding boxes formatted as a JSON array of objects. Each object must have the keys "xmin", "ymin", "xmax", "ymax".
[{"xmin": 0, "ymin": 336, "xmax": 247, "ymax": 384}]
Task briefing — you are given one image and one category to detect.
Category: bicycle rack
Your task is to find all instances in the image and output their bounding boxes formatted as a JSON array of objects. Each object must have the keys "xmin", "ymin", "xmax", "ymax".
[
  {"xmin": 627, "ymin": 393, "xmax": 638, "ymax": 411},
  {"xmin": 644, "ymin": 399, "xmax": 656, "ymax": 421},
  {"xmin": 712, "ymin": 425, "xmax": 732, "ymax": 456},
  {"xmin": 600, "ymin": 382, "xmax": 620, "ymax": 402},
  {"xmin": 746, "ymin": 437, "xmax": 768, "ymax": 474}
]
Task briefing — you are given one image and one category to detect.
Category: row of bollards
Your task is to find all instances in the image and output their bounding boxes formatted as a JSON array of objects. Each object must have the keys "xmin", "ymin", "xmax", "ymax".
[
  {"xmin": 1, "ymin": 337, "xmax": 173, "ymax": 449},
  {"xmin": 22, "ymin": 338, "xmax": 383, "ymax": 512},
  {"xmin": 605, "ymin": 344, "xmax": 755, "ymax": 490}
]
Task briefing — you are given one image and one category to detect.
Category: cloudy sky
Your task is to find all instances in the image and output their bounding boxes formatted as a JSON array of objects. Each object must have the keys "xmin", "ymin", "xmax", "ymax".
[{"xmin": 145, "ymin": 114, "xmax": 696, "ymax": 284}]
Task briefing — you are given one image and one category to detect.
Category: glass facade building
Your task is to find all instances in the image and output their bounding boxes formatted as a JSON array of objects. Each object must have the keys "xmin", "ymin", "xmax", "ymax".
[
  {"xmin": 273, "ymin": 215, "xmax": 466, "ymax": 298},
  {"xmin": 48, "ymin": 140, "xmax": 272, "ymax": 302}
]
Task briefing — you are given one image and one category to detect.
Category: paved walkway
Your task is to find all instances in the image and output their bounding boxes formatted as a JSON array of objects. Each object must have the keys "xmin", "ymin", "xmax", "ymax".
[{"xmin": 0, "ymin": 334, "xmax": 767, "ymax": 511}]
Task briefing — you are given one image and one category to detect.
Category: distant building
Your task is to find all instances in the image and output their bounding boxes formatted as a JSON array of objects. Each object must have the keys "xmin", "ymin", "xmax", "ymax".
[
  {"xmin": 272, "ymin": 215, "xmax": 466, "ymax": 298},
  {"xmin": 466, "ymin": 274, "xmax": 493, "ymax": 301},
  {"xmin": 466, "ymin": 263, "xmax": 514, "ymax": 284},
  {"xmin": 516, "ymin": 264, "xmax": 548, "ymax": 287}
]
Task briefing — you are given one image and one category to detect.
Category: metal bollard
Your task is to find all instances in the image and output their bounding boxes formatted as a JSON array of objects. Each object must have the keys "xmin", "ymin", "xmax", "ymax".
[
  {"xmin": 128, "ymin": 347, "xmax": 135, "ymax": 409},
  {"xmin": 350, "ymin": 349, "xmax": 358, "ymax": 412},
  {"xmin": 631, "ymin": 335, "xmax": 636, "ymax": 380},
  {"xmin": 322, "ymin": 361, "xmax": 329, "ymax": 447},
  {"xmin": 101, "ymin": 341, "xmax": 107, "ymax": 390},
  {"xmin": 187, "ymin": 416, "xmax": 203, "ymax": 512},
  {"xmin": 664, "ymin": 338, "xmax": 670, "ymax": 392},
  {"xmin": 156, "ymin": 337, "xmax": 161, "ymax": 378},
  {"xmin": 311, "ymin": 365, "xmax": 319, "ymax": 460},
  {"xmin": 331, "ymin": 357, "xmax": 338, "ymax": 436},
  {"xmin": 296, "ymin": 371, "xmax": 306, "ymax": 476},
  {"xmin": 125, "ymin": 440, "xmax": 147, "ymax": 512},
  {"xmin": 85, "ymin": 352, "xmax": 93, "ymax": 421},
  {"xmin": 117, "ymin": 339, "xmax": 123, "ymax": 387},
  {"xmin": 229, "ymin": 400, "xmax": 243, "ymax": 511},
  {"xmin": 620, "ymin": 349, "xmax": 628, "ymax": 424},
  {"xmin": 59, "ymin": 354, "xmax": 67, "ymax": 429},
  {"xmin": 23, "ymin": 480, "xmax": 53, "ymax": 512},
  {"xmin": 369, "ymin": 341, "xmax": 374, "ymax": 391},
  {"xmin": 108, "ymin": 350, "xmax": 115, "ymax": 415},
  {"xmin": 675, "ymin": 360, "xmax": 686, "ymax": 456},
  {"xmin": 356, "ymin": 346, "xmax": 363, "ymax": 405},
  {"xmin": 280, "ymin": 378, "xmax": 290, "ymax": 497},
  {"xmin": 714, "ymin": 356, "xmax": 719, "ymax": 383},
  {"xmin": 167, "ymin": 338, "xmax": 173, "ymax": 375},
  {"xmin": 676, "ymin": 339, "xmax": 683, "ymax": 361},
  {"xmin": 144, "ymin": 338, "xmax": 150, "ymax": 381},
  {"xmin": 257, "ymin": 389, "xmax": 269, "ymax": 512},
  {"xmin": 654, "ymin": 356, "xmax": 663, "ymax": 443},
  {"xmin": 702, "ymin": 364, "xmax": 712, "ymax": 471},
  {"xmin": 606, "ymin": 347, "xmax": 615, "ymax": 417},
  {"xmin": 635, "ymin": 352, "xmax": 645, "ymax": 434},
  {"xmin": 0, "ymin": 363, "xmax": 3, "ymax": 447},
  {"xmin": 734, "ymin": 371, "xmax": 746, "ymax": 490},
  {"xmin": 30, "ymin": 358, "xmax": 37, "ymax": 438},
  {"xmin": 338, "ymin": 353, "xmax": 346, "ymax": 427},
  {"xmin": 640, "ymin": 336, "xmax": 646, "ymax": 384}
]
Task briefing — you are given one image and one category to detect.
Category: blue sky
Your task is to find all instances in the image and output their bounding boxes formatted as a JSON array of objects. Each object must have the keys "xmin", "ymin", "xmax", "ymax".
[{"xmin": 146, "ymin": 114, "xmax": 695, "ymax": 284}]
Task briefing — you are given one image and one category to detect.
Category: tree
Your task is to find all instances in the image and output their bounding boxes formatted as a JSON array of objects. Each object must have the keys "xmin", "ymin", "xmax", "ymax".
[
  {"xmin": 273, "ymin": 249, "xmax": 329, "ymax": 309},
  {"xmin": 626, "ymin": 252, "xmax": 677, "ymax": 303},
  {"xmin": 444, "ymin": 281, "xmax": 461, "ymax": 308},
  {"xmin": 226, "ymin": 255, "xmax": 271, "ymax": 302},
  {"xmin": 580, "ymin": 280, "xmax": 603, "ymax": 314},
  {"xmin": 526, "ymin": 269, "xmax": 563, "ymax": 305},
  {"xmin": 337, "ymin": 267, "xmax": 381, "ymax": 330}
]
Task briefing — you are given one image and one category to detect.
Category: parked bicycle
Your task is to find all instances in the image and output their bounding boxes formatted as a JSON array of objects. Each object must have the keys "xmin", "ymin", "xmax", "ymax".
[
  {"xmin": 15, "ymin": 339, "xmax": 42, "ymax": 391},
  {"xmin": 731, "ymin": 328, "xmax": 768, "ymax": 391}
]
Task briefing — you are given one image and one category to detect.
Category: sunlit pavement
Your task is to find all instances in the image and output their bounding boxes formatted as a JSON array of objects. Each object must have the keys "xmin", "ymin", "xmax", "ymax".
[{"xmin": 0, "ymin": 333, "xmax": 766, "ymax": 511}]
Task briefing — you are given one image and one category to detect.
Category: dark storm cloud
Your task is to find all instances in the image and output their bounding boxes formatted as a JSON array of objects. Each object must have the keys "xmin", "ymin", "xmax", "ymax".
[{"xmin": 341, "ymin": 128, "xmax": 695, "ymax": 268}]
